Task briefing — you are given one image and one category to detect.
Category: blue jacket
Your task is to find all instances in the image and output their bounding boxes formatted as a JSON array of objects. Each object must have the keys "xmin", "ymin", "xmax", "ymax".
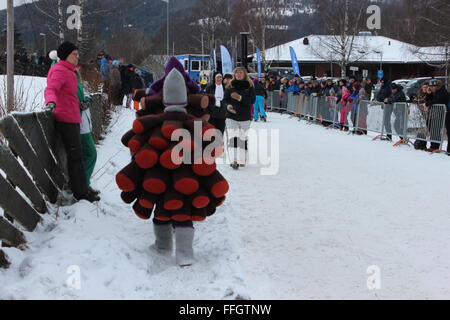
[
  {"xmin": 284, "ymin": 84, "xmax": 300, "ymax": 93},
  {"xmin": 100, "ymin": 58, "xmax": 111, "ymax": 81}
]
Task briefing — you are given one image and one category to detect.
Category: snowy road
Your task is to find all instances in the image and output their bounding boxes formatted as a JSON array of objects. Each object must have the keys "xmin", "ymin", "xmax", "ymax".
[{"xmin": 1, "ymin": 109, "xmax": 450, "ymax": 300}]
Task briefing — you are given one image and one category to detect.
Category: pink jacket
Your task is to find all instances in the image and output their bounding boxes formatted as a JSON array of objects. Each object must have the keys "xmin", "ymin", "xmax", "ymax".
[
  {"xmin": 45, "ymin": 60, "xmax": 81, "ymax": 123},
  {"xmin": 340, "ymin": 87, "xmax": 351, "ymax": 107}
]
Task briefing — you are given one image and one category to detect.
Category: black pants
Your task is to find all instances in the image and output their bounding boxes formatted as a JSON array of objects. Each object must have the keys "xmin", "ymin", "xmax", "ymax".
[
  {"xmin": 209, "ymin": 117, "xmax": 226, "ymax": 135},
  {"xmin": 56, "ymin": 122, "xmax": 88, "ymax": 197},
  {"xmin": 383, "ymin": 104, "xmax": 394, "ymax": 136},
  {"xmin": 153, "ymin": 219, "xmax": 193, "ymax": 228}
]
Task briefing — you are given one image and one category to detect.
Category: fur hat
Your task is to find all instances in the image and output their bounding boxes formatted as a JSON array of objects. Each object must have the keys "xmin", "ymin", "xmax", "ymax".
[
  {"xmin": 163, "ymin": 69, "xmax": 188, "ymax": 113},
  {"xmin": 49, "ymin": 50, "xmax": 58, "ymax": 61}
]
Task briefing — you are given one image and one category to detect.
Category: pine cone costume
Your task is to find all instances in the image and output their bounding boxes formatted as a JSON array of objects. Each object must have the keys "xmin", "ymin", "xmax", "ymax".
[{"xmin": 116, "ymin": 58, "xmax": 228, "ymax": 222}]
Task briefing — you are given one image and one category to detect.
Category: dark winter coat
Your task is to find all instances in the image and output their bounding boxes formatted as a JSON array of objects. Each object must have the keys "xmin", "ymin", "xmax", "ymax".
[
  {"xmin": 223, "ymin": 80, "xmax": 256, "ymax": 122},
  {"xmin": 206, "ymin": 83, "xmax": 227, "ymax": 119},
  {"xmin": 254, "ymin": 82, "xmax": 267, "ymax": 98},
  {"xmin": 385, "ymin": 87, "xmax": 407, "ymax": 104},
  {"xmin": 377, "ymin": 83, "xmax": 392, "ymax": 102},
  {"xmin": 364, "ymin": 83, "xmax": 374, "ymax": 98},
  {"xmin": 426, "ymin": 86, "xmax": 450, "ymax": 110},
  {"xmin": 120, "ymin": 66, "xmax": 135, "ymax": 95},
  {"xmin": 109, "ymin": 66, "xmax": 124, "ymax": 105},
  {"xmin": 132, "ymin": 73, "xmax": 145, "ymax": 91}
]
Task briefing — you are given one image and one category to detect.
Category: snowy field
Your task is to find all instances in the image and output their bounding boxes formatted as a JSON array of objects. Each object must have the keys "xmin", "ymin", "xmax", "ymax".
[
  {"xmin": 0, "ymin": 75, "xmax": 47, "ymax": 112},
  {"xmin": 1, "ymin": 109, "xmax": 450, "ymax": 300}
]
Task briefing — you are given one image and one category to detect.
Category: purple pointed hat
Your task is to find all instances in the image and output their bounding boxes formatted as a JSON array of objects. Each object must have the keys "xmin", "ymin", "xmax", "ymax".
[{"xmin": 149, "ymin": 57, "xmax": 200, "ymax": 95}]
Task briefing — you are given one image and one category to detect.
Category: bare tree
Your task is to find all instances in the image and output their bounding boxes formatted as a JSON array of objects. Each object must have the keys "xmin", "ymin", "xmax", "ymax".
[
  {"xmin": 231, "ymin": 0, "xmax": 293, "ymax": 61},
  {"xmin": 310, "ymin": 0, "xmax": 371, "ymax": 77},
  {"xmin": 30, "ymin": 0, "xmax": 66, "ymax": 43}
]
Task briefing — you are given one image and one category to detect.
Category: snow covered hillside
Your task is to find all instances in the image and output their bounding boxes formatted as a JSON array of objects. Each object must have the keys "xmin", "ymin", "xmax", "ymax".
[{"xmin": 1, "ymin": 109, "xmax": 450, "ymax": 300}]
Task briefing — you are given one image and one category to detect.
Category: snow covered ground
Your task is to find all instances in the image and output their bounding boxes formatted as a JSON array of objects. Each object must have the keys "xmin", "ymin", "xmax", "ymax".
[
  {"xmin": 0, "ymin": 75, "xmax": 47, "ymax": 112},
  {"xmin": 1, "ymin": 109, "xmax": 450, "ymax": 300}
]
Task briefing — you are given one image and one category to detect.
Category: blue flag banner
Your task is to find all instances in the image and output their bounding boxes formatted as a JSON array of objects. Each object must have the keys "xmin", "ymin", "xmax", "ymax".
[
  {"xmin": 256, "ymin": 48, "xmax": 262, "ymax": 77},
  {"xmin": 289, "ymin": 46, "xmax": 301, "ymax": 77},
  {"xmin": 220, "ymin": 45, "xmax": 233, "ymax": 76}
]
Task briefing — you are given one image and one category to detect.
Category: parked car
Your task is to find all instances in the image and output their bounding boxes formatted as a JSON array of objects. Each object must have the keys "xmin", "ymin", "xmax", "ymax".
[{"xmin": 405, "ymin": 76, "xmax": 449, "ymax": 101}]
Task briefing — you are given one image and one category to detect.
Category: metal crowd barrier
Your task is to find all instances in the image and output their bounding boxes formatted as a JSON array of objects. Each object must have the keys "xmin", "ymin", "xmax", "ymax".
[{"xmin": 265, "ymin": 91, "xmax": 448, "ymax": 150}]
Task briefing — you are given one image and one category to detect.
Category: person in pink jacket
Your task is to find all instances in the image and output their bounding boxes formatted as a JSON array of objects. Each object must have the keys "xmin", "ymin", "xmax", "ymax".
[
  {"xmin": 45, "ymin": 41, "xmax": 99, "ymax": 203},
  {"xmin": 339, "ymin": 79, "xmax": 351, "ymax": 131}
]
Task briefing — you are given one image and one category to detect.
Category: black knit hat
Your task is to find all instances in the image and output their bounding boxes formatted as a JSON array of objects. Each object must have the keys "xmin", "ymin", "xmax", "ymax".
[{"xmin": 57, "ymin": 41, "xmax": 78, "ymax": 61}]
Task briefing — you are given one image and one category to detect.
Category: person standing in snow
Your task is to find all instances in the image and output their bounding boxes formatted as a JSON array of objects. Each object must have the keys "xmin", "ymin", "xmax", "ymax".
[
  {"xmin": 349, "ymin": 82, "xmax": 361, "ymax": 132},
  {"xmin": 223, "ymin": 67, "xmax": 256, "ymax": 170},
  {"xmin": 100, "ymin": 57, "xmax": 111, "ymax": 95},
  {"xmin": 253, "ymin": 78, "xmax": 268, "ymax": 122},
  {"xmin": 121, "ymin": 64, "xmax": 135, "ymax": 109},
  {"xmin": 206, "ymin": 73, "xmax": 227, "ymax": 134},
  {"xmin": 338, "ymin": 79, "xmax": 351, "ymax": 131},
  {"xmin": 424, "ymin": 79, "xmax": 450, "ymax": 152},
  {"xmin": 131, "ymin": 68, "xmax": 146, "ymax": 110},
  {"xmin": 44, "ymin": 41, "xmax": 99, "ymax": 203},
  {"xmin": 76, "ymin": 70, "xmax": 101, "ymax": 199},
  {"xmin": 109, "ymin": 60, "xmax": 124, "ymax": 108},
  {"xmin": 384, "ymin": 83, "xmax": 407, "ymax": 141}
]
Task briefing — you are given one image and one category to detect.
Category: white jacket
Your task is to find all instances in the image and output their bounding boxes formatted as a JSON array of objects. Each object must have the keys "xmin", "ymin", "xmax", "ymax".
[{"xmin": 80, "ymin": 109, "xmax": 92, "ymax": 135}]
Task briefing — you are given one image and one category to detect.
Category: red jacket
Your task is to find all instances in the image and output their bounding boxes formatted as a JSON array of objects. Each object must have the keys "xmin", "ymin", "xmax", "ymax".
[{"xmin": 45, "ymin": 60, "xmax": 81, "ymax": 123}]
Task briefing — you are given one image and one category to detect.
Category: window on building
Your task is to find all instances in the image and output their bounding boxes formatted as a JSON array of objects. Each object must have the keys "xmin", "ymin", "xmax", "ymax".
[{"xmin": 191, "ymin": 60, "xmax": 201, "ymax": 71}]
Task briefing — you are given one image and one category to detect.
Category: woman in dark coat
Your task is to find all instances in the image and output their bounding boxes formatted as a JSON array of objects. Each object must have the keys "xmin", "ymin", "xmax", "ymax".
[
  {"xmin": 222, "ymin": 67, "xmax": 256, "ymax": 170},
  {"xmin": 206, "ymin": 73, "xmax": 227, "ymax": 134}
]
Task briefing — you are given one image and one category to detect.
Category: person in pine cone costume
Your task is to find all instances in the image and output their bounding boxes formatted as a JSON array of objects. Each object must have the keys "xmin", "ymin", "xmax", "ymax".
[{"xmin": 116, "ymin": 58, "xmax": 229, "ymax": 267}]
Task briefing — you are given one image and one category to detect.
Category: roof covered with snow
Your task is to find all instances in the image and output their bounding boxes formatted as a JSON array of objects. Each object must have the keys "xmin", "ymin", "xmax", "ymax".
[{"xmin": 263, "ymin": 35, "xmax": 447, "ymax": 64}]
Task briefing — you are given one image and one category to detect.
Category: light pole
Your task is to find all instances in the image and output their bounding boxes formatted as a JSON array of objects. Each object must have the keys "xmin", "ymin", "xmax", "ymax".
[
  {"xmin": 163, "ymin": 0, "xmax": 170, "ymax": 58},
  {"xmin": 373, "ymin": 50, "xmax": 383, "ymax": 72},
  {"xmin": 7, "ymin": 0, "xmax": 14, "ymax": 112},
  {"xmin": 40, "ymin": 33, "xmax": 47, "ymax": 56}
]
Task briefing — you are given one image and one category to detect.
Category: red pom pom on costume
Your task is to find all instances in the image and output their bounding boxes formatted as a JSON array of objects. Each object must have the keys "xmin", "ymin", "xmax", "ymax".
[
  {"xmin": 190, "ymin": 188, "xmax": 210, "ymax": 209},
  {"xmin": 121, "ymin": 130, "xmax": 135, "ymax": 148},
  {"xmin": 139, "ymin": 190, "xmax": 159, "ymax": 209},
  {"xmin": 149, "ymin": 126, "xmax": 169, "ymax": 150},
  {"xmin": 135, "ymin": 144, "xmax": 159, "ymax": 169},
  {"xmin": 159, "ymin": 143, "xmax": 183, "ymax": 170},
  {"xmin": 202, "ymin": 171, "xmax": 229, "ymax": 198},
  {"xmin": 191, "ymin": 207, "xmax": 207, "ymax": 222},
  {"xmin": 133, "ymin": 115, "xmax": 162, "ymax": 134},
  {"xmin": 154, "ymin": 205, "xmax": 172, "ymax": 222},
  {"xmin": 173, "ymin": 166, "xmax": 200, "ymax": 195},
  {"xmin": 142, "ymin": 166, "xmax": 170, "ymax": 195},
  {"xmin": 163, "ymin": 187, "xmax": 185, "ymax": 211},
  {"xmin": 161, "ymin": 120, "xmax": 183, "ymax": 139},
  {"xmin": 127, "ymin": 132, "xmax": 152, "ymax": 153},
  {"xmin": 116, "ymin": 161, "xmax": 143, "ymax": 192},
  {"xmin": 133, "ymin": 201, "xmax": 153, "ymax": 220},
  {"xmin": 170, "ymin": 203, "xmax": 192, "ymax": 222},
  {"xmin": 193, "ymin": 159, "xmax": 217, "ymax": 176}
]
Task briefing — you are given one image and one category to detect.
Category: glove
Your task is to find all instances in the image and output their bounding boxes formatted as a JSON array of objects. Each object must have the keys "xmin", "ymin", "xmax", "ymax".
[
  {"xmin": 45, "ymin": 102, "xmax": 56, "ymax": 111},
  {"xmin": 80, "ymin": 101, "xmax": 90, "ymax": 111},
  {"xmin": 231, "ymin": 92, "xmax": 242, "ymax": 101}
]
